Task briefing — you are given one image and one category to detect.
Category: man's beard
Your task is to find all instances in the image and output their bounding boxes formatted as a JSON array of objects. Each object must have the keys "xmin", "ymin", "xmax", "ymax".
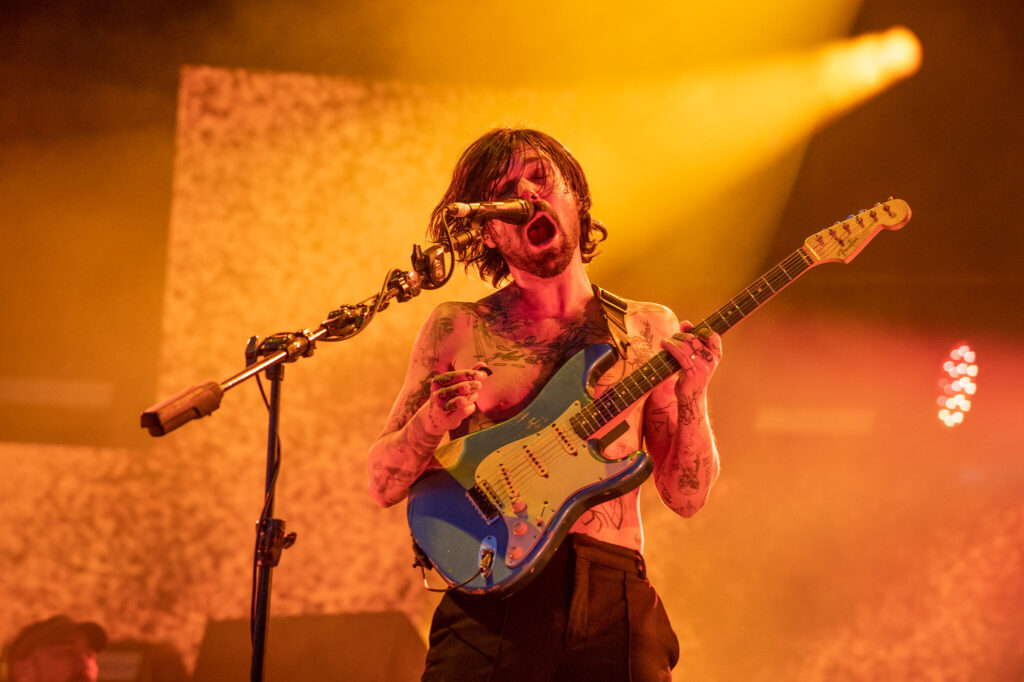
[{"xmin": 503, "ymin": 235, "xmax": 576, "ymax": 279}]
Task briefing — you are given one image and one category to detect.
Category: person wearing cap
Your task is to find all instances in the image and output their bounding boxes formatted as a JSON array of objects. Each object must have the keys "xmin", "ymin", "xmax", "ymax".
[{"xmin": 3, "ymin": 615, "xmax": 107, "ymax": 682}]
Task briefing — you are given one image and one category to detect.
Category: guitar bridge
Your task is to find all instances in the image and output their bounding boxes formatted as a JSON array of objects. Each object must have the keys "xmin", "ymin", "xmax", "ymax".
[{"xmin": 466, "ymin": 482, "xmax": 501, "ymax": 524}]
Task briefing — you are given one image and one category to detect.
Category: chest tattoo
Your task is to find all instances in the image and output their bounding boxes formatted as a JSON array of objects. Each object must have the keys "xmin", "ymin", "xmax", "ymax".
[{"xmin": 470, "ymin": 300, "xmax": 610, "ymax": 377}]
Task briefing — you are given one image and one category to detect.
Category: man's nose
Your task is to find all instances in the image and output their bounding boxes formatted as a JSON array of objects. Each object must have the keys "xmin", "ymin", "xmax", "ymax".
[
  {"xmin": 515, "ymin": 178, "xmax": 540, "ymax": 200},
  {"xmin": 82, "ymin": 652, "xmax": 99, "ymax": 680}
]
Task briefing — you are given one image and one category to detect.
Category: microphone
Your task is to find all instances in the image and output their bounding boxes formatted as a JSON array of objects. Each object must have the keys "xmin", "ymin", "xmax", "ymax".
[
  {"xmin": 447, "ymin": 224, "xmax": 483, "ymax": 251},
  {"xmin": 445, "ymin": 198, "xmax": 535, "ymax": 224}
]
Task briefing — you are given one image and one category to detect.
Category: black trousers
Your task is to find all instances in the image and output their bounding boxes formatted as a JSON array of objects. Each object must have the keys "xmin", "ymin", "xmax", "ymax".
[{"xmin": 422, "ymin": 534, "xmax": 680, "ymax": 682}]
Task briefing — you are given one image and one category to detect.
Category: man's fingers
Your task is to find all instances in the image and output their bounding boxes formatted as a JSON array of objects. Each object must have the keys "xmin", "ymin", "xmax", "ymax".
[
  {"xmin": 662, "ymin": 337, "xmax": 699, "ymax": 371},
  {"xmin": 443, "ymin": 395, "xmax": 477, "ymax": 414},
  {"xmin": 436, "ymin": 381, "xmax": 482, "ymax": 403},
  {"xmin": 432, "ymin": 368, "xmax": 489, "ymax": 388},
  {"xmin": 672, "ymin": 320, "xmax": 722, "ymax": 361},
  {"xmin": 428, "ymin": 365, "xmax": 488, "ymax": 424}
]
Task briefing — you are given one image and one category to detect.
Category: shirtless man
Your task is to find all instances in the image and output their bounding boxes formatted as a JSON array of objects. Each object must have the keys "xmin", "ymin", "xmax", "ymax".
[{"xmin": 368, "ymin": 128, "xmax": 721, "ymax": 681}]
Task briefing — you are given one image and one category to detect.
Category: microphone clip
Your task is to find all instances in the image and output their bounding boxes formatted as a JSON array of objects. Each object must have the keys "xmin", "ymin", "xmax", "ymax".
[{"xmin": 411, "ymin": 242, "xmax": 448, "ymax": 288}]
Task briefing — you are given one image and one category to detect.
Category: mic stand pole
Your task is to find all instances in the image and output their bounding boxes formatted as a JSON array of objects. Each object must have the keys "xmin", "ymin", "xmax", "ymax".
[
  {"xmin": 139, "ymin": 218, "xmax": 479, "ymax": 682},
  {"xmin": 251, "ymin": 357, "xmax": 290, "ymax": 682}
]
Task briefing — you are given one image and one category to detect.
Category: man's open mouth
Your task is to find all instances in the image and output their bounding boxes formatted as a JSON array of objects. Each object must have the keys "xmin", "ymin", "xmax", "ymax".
[{"xmin": 525, "ymin": 213, "xmax": 557, "ymax": 246}]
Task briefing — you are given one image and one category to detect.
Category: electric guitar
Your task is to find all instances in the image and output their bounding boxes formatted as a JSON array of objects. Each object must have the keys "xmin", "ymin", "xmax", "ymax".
[{"xmin": 407, "ymin": 198, "xmax": 911, "ymax": 595}]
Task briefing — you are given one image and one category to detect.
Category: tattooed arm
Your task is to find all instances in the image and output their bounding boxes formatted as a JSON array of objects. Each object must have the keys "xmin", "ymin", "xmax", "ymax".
[
  {"xmin": 367, "ymin": 303, "xmax": 487, "ymax": 508},
  {"xmin": 640, "ymin": 308, "xmax": 723, "ymax": 518}
]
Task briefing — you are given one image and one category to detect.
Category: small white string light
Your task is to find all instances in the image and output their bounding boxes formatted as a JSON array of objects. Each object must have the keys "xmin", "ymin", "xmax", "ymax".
[{"xmin": 937, "ymin": 343, "xmax": 978, "ymax": 428}]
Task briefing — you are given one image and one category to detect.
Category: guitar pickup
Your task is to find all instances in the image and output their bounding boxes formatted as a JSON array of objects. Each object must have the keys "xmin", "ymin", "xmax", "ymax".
[
  {"xmin": 522, "ymin": 444, "xmax": 549, "ymax": 477},
  {"xmin": 550, "ymin": 423, "xmax": 579, "ymax": 456},
  {"xmin": 466, "ymin": 482, "xmax": 501, "ymax": 524}
]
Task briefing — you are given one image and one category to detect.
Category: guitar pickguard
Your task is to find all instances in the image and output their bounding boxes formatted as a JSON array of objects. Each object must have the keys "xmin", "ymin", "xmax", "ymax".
[{"xmin": 473, "ymin": 403, "xmax": 638, "ymax": 567}]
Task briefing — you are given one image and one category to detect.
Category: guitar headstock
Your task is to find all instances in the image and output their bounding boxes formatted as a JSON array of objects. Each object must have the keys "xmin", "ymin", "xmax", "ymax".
[{"xmin": 803, "ymin": 198, "xmax": 911, "ymax": 265}]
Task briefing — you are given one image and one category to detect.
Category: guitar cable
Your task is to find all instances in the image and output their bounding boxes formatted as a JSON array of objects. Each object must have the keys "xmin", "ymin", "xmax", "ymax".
[{"xmin": 413, "ymin": 538, "xmax": 495, "ymax": 593}]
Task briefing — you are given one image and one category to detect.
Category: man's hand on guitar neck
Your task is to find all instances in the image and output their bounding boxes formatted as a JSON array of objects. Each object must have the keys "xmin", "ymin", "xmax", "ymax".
[
  {"xmin": 647, "ymin": 320, "xmax": 723, "ymax": 518},
  {"xmin": 661, "ymin": 321, "xmax": 722, "ymax": 398}
]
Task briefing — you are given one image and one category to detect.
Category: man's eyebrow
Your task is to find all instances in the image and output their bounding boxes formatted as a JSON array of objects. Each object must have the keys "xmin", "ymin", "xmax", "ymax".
[
  {"xmin": 492, "ymin": 156, "xmax": 547, "ymax": 195},
  {"xmin": 516, "ymin": 154, "xmax": 544, "ymax": 166}
]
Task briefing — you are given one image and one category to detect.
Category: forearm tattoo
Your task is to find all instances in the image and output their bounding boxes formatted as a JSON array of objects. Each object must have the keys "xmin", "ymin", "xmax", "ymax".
[
  {"xmin": 677, "ymin": 390, "xmax": 699, "ymax": 426},
  {"xmin": 372, "ymin": 410, "xmax": 443, "ymax": 505}
]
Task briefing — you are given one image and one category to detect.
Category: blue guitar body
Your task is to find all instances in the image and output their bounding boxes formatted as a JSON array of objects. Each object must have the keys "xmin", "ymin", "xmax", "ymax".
[{"xmin": 406, "ymin": 343, "xmax": 653, "ymax": 596}]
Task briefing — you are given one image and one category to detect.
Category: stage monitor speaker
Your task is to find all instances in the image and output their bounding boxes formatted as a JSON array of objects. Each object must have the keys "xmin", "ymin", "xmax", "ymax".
[
  {"xmin": 97, "ymin": 640, "xmax": 188, "ymax": 682},
  {"xmin": 192, "ymin": 611, "xmax": 426, "ymax": 682}
]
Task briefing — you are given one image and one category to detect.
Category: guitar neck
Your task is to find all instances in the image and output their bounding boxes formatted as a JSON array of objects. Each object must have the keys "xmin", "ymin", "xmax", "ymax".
[{"xmin": 571, "ymin": 246, "xmax": 815, "ymax": 437}]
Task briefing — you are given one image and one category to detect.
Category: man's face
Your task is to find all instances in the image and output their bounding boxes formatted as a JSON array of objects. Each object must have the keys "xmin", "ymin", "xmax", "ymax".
[
  {"xmin": 11, "ymin": 634, "xmax": 98, "ymax": 682},
  {"xmin": 484, "ymin": 146, "xmax": 581, "ymax": 280}
]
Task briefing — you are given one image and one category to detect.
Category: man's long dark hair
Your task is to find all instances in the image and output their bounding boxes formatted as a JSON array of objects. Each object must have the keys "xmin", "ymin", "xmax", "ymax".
[{"xmin": 428, "ymin": 128, "xmax": 607, "ymax": 287}]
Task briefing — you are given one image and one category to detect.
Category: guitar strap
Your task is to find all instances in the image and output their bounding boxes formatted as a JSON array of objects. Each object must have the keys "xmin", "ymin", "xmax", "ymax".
[{"xmin": 592, "ymin": 284, "xmax": 631, "ymax": 358}]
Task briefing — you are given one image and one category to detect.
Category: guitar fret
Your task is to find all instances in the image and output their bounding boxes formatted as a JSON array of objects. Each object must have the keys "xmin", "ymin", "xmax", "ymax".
[
  {"xmin": 713, "ymin": 309, "xmax": 734, "ymax": 331},
  {"xmin": 608, "ymin": 392, "xmax": 627, "ymax": 411},
  {"xmin": 573, "ymin": 409, "xmax": 598, "ymax": 436},
  {"xmin": 752, "ymin": 276, "xmax": 775, "ymax": 300},
  {"xmin": 652, "ymin": 352, "xmax": 679, "ymax": 381},
  {"xmin": 620, "ymin": 379, "xmax": 641, "ymax": 401},
  {"xmin": 573, "ymin": 248, "xmax": 824, "ymax": 438}
]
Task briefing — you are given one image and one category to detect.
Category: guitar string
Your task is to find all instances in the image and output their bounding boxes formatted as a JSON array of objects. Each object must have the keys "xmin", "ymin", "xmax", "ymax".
[
  {"xmin": 578, "ymin": 249, "xmax": 811, "ymax": 432},
  {"xmin": 477, "ymin": 361, "xmax": 670, "ymax": 495},
  {"xmin": 485, "ymin": 428, "xmax": 614, "ymax": 520},
  {"xmin": 478, "ymin": 269, "xmax": 774, "ymax": 504},
  {"xmin": 508, "ymin": 217, "xmax": 902, "ymax": 524},
  {"xmin": 476, "ymin": 407, "xmax": 630, "ymax": 509},
  {"xmin": 477, "ymin": 421, "xmax": 579, "ymax": 502},
  {"xmin": 484, "ymin": 250, "xmax": 812, "ymax": 503},
  {"xmin": 443, "ymin": 225, "xmax": 886, "ymax": 574},
  {"xmin": 475, "ymin": 249, "xmax": 816, "ymax": 514},
  {"xmin": 546, "ymin": 250, "xmax": 812, "ymax": 477},
  {"xmin": 479, "ymin": 369, "xmax": 668, "ymax": 513}
]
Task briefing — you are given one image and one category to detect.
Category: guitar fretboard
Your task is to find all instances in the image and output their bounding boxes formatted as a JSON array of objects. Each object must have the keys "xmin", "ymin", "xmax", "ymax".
[{"xmin": 570, "ymin": 247, "xmax": 815, "ymax": 437}]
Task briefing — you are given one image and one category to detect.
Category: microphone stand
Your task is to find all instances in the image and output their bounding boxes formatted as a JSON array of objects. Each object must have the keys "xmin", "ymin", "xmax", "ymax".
[{"xmin": 139, "ymin": 221, "xmax": 479, "ymax": 682}]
